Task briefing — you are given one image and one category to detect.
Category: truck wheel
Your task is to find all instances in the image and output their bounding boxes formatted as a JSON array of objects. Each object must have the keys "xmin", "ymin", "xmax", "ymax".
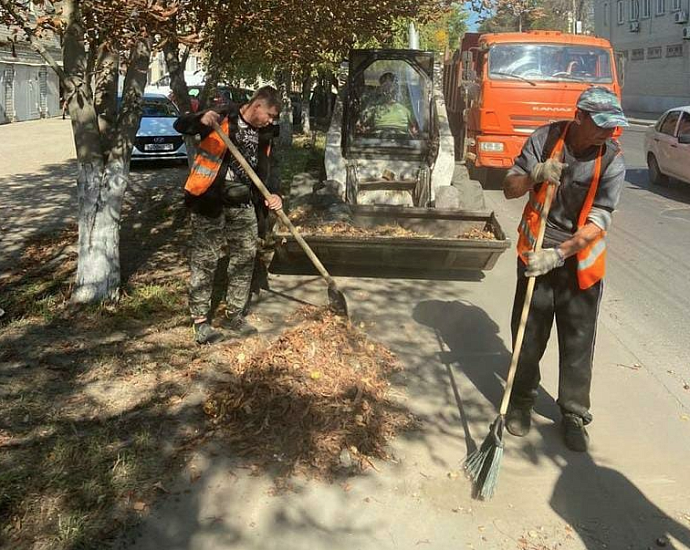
[
  {"xmin": 467, "ymin": 162, "xmax": 488, "ymax": 187},
  {"xmin": 485, "ymin": 168, "xmax": 507, "ymax": 190}
]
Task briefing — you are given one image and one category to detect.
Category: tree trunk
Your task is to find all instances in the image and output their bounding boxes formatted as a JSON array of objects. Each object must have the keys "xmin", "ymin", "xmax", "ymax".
[
  {"xmin": 279, "ymin": 70, "xmax": 293, "ymax": 147},
  {"xmin": 71, "ymin": 159, "xmax": 128, "ymax": 303},
  {"xmin": 301, "ymin": 75, "xmax": 312, "ymax": 135},
  {"xmin": 164, "ymin": 41, "xmax": 197, "ymax": 167},
  {"xmin": 325, "ymin": 73, "xmax": 335, "ymax": 123},
  {"xmin": 70, "ymin": 38, "xmax": 150, "ymax": 304}
]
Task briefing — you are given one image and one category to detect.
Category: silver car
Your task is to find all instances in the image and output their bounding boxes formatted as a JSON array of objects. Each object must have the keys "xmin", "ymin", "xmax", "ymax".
[
  {"xmin": 131, "ymin": 94, "xmax": 187, "ymax": 162},
  {"xmin": 644, "ymin": 106, "xmax": 690, "ymax": 186}
]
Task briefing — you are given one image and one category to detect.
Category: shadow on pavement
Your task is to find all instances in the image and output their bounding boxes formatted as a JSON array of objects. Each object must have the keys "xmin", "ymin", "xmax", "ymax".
[
  {"xmin": 412, "ymin": 298, "xmax": 561, "ymax": 426},
  {"xmin": 626, "ymin": 167, "xmax": 690, "ymax": 205},
  {"xmin": 509, "ymin": 420, "xmax": 690, "ymax": 549}
]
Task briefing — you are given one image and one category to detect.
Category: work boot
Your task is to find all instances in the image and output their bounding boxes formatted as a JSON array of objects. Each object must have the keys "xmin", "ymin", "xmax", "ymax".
[
  {"xmin": 221, "ymin": 313, "xmax": 258, "ymax": 337},
  {"xmin": 505, "ymin": 406, "xmax": 532, "ymax": 437},
  {"xmin": 193, "ymin": 321, "xmax": 221, "ymax": 345},
  {"xmin": 562, "ymin": 413, "xmax": 590, "ymax": 452}
]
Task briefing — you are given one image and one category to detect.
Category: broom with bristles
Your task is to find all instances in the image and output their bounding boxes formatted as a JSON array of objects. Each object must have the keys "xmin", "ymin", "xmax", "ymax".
[{"xmin": 464, "ymin": 180, "xmax": 557, "ymax": 500}]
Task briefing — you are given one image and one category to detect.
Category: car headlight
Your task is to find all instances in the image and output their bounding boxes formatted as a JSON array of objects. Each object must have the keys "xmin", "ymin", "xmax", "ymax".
[{"xmin": 479, "ymin": 141, "xmax": 505, "ymax": 152}]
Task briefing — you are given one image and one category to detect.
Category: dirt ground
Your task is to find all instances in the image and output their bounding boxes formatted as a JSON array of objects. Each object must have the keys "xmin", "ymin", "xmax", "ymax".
[{"xmin": 0, "ymin": 136, "xmax": 410, "ymax": 549}]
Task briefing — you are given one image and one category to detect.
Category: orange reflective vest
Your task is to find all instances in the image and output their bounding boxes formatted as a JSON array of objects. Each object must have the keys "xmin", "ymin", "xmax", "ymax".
[
  {"xmin": 517, "ymin": 122, "xmax": 606, "ymax": 290},
  {"xmin": 184, "ymin": 117, "xmax": 231, "ymax": 197}
]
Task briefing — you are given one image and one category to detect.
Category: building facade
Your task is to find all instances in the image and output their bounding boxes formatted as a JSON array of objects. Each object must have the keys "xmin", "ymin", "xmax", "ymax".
[
  {"xmin": 147, "ymin": 49, "xmax": 205, "ymax": 89},
  {"xmin": 595, "ymin": 0, "xmax": 690, "ymax": 112},
  {"xmin": 0, "ymin": 28, "xmax": 62, "ymax": 124}
]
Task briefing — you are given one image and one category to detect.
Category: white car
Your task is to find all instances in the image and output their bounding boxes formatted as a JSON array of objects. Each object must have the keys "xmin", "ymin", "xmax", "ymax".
[
  {"xmin": 644, "ymin": 106, "xmax": 690, "ymax": 186},
  {"xmin": 130, "ymin": 94, "xmax": 187, "ymax": 162}
]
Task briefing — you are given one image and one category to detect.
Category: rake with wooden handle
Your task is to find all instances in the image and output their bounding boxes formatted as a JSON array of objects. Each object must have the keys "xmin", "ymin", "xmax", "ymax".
[{"xmin": 211, "ymin": 121, "xmax": 348, "ymax": 317}]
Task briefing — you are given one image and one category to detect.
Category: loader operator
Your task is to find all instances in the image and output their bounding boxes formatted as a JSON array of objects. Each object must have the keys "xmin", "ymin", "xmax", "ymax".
[
  {"xmin": 502, "ymin": 87, "xmax": 628, "ymax": 452},
  {"xmin": 359, "ymin": 72, "xmax": 418, "ymax": 137},
  {"xmin": 174, "ymin": 86, "xmax": 283, "ymax": 345}
]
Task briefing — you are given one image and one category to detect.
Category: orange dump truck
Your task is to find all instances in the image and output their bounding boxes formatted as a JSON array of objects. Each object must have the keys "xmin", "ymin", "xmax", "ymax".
[{"xmin": 444, "ymin": 31, "xmax": 624, "ymax": 176}]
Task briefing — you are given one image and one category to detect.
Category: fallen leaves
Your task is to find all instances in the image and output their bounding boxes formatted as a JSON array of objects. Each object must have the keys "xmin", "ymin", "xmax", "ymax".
[{"xmin": 203, "ymin": 306, "xmax": 415, "ymax": 481}]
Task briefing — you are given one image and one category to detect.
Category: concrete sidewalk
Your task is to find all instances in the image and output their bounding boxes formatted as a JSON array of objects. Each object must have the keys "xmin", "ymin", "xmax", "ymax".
[
  {"xmin": 117, "ymin": 190, "xmax": 690, "ymax": 550},
  {"xmin": 0, "ymin": 118, "xmax": 77, "ymax": 276}
]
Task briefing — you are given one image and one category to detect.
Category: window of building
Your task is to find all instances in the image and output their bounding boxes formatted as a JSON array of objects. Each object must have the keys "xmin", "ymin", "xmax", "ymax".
[
  {"xmin": 604, "ymin": 2, "xmax": 610, "ymax": 24},
  {"xmin": 647, "ymin": 46, "xmax": 662, "ymax": 58},
  {"xmin": 672, "ymin": 0, "xmax": 682, "ymax": 10},
  {"xmin": 631, "ymin": 48, "xmax": 645, "ymax": 60},
  {"xmin": 642, "ymin": 0, "xmax": 651, "ymax": 17},
  {"xmin": 667, "ymin": 44, "xmax": 684, "ymax": 57},
  {"xmin": 618, "ymin": 0, "xmax": 625, "ymax": 21},
  {"xmin": 656, "ymin": 0, "xmax": 665, "ymax": 15},
  {"xmin": 630, "ymin": 0, "xmax": 640, "ymax": 19},
  {"xmin": 659, "ymin": 110, "xmax": 680, "ymax": 135}
]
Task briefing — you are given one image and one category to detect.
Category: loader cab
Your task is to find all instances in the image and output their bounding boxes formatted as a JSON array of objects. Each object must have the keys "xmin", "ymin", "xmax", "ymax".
[{"xmin": 344, "ymin": 50, "xmax": 435, "ymax": 159}]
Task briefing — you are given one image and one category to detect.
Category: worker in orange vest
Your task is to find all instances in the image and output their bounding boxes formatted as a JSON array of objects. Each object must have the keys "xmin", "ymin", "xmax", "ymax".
[
  {"xmin": 174, "ymin": 86, "xmax": 282, "ymax": 345},
  {"xmin": 502, "ymin": 87, "xmax": 628, "ymax": 452}
]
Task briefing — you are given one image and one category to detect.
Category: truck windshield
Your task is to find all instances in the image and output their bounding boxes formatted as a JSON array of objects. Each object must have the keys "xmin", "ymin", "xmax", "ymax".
[{"xmin": 488, "ymin": 44, "xmax": 613, "ymax": 83}]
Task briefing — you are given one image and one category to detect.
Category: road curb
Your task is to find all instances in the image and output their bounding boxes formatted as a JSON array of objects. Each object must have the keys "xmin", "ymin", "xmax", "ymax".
[{"xmin": 627, "ymin": 118, "xmax": 655, "ymax": 127}]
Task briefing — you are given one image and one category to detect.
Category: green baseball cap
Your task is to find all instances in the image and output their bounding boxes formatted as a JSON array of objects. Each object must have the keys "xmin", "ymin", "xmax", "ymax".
[{"xmin": 576, "ymin": 86, "xmax": 629, "ymax": 128}]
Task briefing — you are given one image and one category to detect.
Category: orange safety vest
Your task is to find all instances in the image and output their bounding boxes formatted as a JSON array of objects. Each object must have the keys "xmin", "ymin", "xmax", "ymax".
[
  {"xmin": 184, "ymin": 117, "xmax": 231, "ymax": 197},
  {"xmin": 517, "ymin": 122, "xmax": 606, "ymax": 290}
]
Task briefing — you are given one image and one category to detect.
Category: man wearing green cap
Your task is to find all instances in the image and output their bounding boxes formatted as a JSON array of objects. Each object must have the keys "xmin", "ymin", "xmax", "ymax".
[{"xmin": 502, "ymin": 86, "xmax": 628, "ymax": 452}]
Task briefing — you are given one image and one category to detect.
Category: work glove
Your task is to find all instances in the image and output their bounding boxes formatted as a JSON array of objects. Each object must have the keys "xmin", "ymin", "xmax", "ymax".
[
  {"xmin": 525, "ymin": 248, "xmax": 565, "ymax": 277},
  {"xmin": 530, "ymin": 159, "xmax": 567, "ymax": 185}
]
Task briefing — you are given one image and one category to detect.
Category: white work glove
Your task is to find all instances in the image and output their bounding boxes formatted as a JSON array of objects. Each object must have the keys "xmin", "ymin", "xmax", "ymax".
[
  {"xmin": 530, "ymin": 159, "xmax": 567, "ymax": 185},
  {"xmin": 525, "ymin": 248, "xmax": 565, "ymax": 277}
]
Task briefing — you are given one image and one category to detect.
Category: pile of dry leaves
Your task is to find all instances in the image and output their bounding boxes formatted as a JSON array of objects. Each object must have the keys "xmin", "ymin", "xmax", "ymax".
[{"xmin": 204, "ymin": 307, "xmax": 415, "ymax": 480}]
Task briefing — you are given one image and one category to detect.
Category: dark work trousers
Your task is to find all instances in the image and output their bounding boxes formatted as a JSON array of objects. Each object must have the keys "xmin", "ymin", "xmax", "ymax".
[
  {"xmin": 509, "ymin": 257, "xmax": 603, "ymax": 424},
  {"xmin": 188, "ymin": 206, "xmax": 258, "ymax": 320}
]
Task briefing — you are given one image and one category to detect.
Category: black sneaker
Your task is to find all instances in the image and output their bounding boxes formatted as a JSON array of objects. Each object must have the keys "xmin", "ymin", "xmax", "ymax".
[
  {"xmin": 505, "ymin": 406, "xmax": 532, "ymax": 437},
  {"xmin": 562, "ymin": 414, "xmax": 589, "ymax": 452},
  {"xmin": 221, "ymin": 314, "xmax": 258, "ymax": 337},
  {"xmin": 193, "ymin": 321, "xmax": 221, "ymax": 345}
]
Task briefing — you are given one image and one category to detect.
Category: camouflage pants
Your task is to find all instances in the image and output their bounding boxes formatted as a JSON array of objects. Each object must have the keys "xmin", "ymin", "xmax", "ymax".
[{"xmin": 188, "ymin": 207, "xmax": 258, "ymax": 319}]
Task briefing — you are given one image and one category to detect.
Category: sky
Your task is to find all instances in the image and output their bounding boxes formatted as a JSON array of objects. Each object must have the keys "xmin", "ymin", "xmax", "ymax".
[{"xmin": 465, "ymin": 2, "xmax": 483, "ymax": 32}]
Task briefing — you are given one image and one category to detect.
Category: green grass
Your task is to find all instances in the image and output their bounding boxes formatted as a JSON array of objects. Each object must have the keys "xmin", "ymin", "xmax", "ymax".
[
  {"xmin": 279, "ymin": 133, "xmax": 326, "ymax": 196},
  {"xmin": 115, "ymin": 282, "xmax": 186, "ymax": 320}
]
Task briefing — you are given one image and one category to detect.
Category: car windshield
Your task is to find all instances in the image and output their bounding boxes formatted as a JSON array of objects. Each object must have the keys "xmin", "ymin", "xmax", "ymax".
[
  {"xmin": 141, "ymin": 98, "xmax": 179, "ymax": 117},
  {"xmin": 488, "ymin": 44, "xmax": 613, "ymax": 83}
]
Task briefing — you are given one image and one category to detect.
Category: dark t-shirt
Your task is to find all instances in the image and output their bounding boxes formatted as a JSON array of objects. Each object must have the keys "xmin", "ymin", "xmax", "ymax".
[
  {"xmin": 508, "ymin": 123, "xmax": 626, "ymax": 247},
  {"xmin": 223, "ymin": 113, "xmax": 260, "ymax": 204}
]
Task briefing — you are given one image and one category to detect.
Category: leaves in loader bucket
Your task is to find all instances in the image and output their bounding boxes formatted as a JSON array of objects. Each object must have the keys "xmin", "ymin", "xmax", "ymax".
[{"xmin": 285, "ymin": 205, "xmax": 496, "ymax": 240}]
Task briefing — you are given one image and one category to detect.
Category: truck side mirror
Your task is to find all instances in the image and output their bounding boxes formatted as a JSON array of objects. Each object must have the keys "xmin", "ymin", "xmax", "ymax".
[
  {"xmin": 461, "ymin": 50, "xmax": 476, "ymax": 80},
  {"xmin": 678, "ymin": 133, "xmax": 690, "ymax": 144}
]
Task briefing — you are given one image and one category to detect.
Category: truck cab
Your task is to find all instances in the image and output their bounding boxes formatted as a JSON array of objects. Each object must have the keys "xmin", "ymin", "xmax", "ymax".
[{"xmin": 446, "ymin": 31, "xmax": 622, "ymax": 173}]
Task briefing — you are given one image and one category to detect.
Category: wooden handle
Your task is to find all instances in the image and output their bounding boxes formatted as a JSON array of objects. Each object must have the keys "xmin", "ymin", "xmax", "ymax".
[
  {"xmin": 499, "ymin": 183, "xmax": 557, "ymax": 415},
  {"xmin": 211, "ymin": 121, "xmax": 335, "ymax": 284}
]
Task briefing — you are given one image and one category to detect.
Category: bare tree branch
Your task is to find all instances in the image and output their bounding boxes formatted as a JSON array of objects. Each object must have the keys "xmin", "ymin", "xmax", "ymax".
[{"xmin": 0, "ymin": 0, "xmax": 67, "ymax": 81}]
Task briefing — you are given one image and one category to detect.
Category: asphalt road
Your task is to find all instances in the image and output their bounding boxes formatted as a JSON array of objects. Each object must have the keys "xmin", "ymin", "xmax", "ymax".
[
  {"xmin": 495, "ymin": 123, "xmax": 690, "ymax": 409},
  {"xmin": 606, "ymin": 125, "xmax": 690, "ymax": 407}
]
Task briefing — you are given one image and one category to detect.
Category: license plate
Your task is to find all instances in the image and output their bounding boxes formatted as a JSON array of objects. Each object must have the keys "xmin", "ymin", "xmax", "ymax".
[{"xmin": 144, "ymin": 143, "xmax": 174, "ymax": 151}]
